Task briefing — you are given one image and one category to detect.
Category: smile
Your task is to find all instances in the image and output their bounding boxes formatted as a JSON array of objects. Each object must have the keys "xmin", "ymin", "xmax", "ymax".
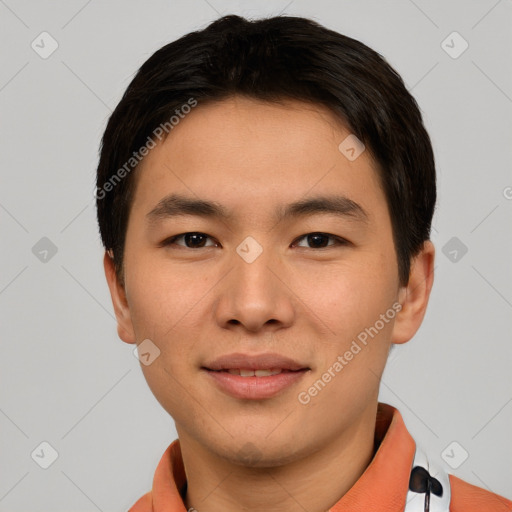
[{"xmin": 203, "ymin": 368, "xmax": 309, "ymax": 399}]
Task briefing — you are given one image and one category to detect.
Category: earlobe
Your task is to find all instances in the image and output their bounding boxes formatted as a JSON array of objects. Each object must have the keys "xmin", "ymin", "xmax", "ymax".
[
  {"xmin": 103, "ymin": 251, "xmax": 136, "ymax": 344},
  {"xmin": 391, "ymin": 241, "xmax": 435, "ymax": 345}
]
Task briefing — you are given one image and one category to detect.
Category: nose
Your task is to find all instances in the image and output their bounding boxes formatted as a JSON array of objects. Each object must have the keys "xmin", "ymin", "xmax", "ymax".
[{"xmin": 213, "ymin": 243, "xmax": 295, "ymax": 334}]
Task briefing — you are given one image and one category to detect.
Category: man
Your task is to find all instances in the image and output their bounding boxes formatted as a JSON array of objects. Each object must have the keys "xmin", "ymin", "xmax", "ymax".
[{"xmin": 95, "ymin": 14, "xmax": 511, "ymax": 512}]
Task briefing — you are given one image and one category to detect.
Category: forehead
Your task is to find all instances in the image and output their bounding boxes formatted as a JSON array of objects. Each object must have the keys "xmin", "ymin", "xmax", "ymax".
[
  {"xmin": 151, "ymin": 96, "xmax": 360, "ymax": 168},
  {"xmin": 131, "ymin": 96, "xmax": 386, "ymax": 222}
]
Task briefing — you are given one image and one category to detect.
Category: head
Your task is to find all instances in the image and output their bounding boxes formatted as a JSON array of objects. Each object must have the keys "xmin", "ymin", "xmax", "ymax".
[{"xmin": 97, "ymin": 15, "xmax": 435, "ymax": 465}]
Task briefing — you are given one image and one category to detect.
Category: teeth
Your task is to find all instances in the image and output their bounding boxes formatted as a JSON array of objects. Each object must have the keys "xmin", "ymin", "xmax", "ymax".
[
  {"xmin": 255, "ymin": 369, "xmax": 282, "ymax": 377},
  {"xmin": 226, "ymin": 369, "xmax": 283, "ymax": 377}
]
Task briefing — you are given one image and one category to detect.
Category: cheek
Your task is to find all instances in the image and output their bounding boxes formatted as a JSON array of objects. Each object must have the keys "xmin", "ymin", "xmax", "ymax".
[
  {"xmin": 305, "ymin": 268, "xmax": 397, "ymax": 406},
  {"xmin": 124, "ymin": 252, "xmax": 212, "ymax": 342},
  {"xmin": 123, "ymin": 260, "xmax": 207, "ymax": 417},
  {"xmin": 293, "ymin": 253, "xmax": 398, "ymax": 339}
]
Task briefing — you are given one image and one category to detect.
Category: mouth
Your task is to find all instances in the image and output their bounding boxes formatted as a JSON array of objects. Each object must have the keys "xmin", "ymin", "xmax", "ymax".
[
  {"xmin": 201, "ymin": 353, "xmax": 310, "ymax": 400},
  {"xmin": 202, "ymin": 368, "xmax": 309, "ymax": 400},
  {"xmin": 212, "ymin": 368, "xmax": 295, "ymax": 377}
]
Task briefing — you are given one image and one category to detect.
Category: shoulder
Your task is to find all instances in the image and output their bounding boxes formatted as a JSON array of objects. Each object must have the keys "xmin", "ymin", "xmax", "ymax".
[
  {"xmin": 127, "ymin": 491, "xmax": 152, "ymax": 512},
  {"xmin": 449, "ymin": 474, "xmax": 512, "ymax": 512}
]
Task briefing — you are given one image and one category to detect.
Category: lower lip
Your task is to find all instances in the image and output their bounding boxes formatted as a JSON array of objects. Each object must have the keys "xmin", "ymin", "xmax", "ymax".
[{"xmin": 203, "ymin": 369, "xmax": 309, "ymax": 400}]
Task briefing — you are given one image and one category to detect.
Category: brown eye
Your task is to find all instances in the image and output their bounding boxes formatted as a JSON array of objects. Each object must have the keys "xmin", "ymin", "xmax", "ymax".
[
  {"xmin": 163, "ymin": 232, "xmax": 217, "ymax": 248},
  {"xmin": 294, "ymin": 232, "xmax": 347, "ymax": 249}
]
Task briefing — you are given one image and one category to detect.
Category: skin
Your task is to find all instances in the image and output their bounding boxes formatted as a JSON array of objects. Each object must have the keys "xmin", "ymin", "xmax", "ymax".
[{"xmin": 104, "ymin": 95, "xmax": 435, "ymax": 512}]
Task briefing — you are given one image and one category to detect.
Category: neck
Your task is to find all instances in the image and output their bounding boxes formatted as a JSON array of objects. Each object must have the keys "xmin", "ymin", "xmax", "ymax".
[{"xmin": 178, "ymin": 403, "xmax": 378, "ymax": 512}]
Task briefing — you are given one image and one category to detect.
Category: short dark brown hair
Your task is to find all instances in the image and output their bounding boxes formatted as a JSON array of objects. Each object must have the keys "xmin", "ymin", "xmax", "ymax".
[{"xmin": 96, "ymin": 14, "xmax": 436, "ymax": 286}]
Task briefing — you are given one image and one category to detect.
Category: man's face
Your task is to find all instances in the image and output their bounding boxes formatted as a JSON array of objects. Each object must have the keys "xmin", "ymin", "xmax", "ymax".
[{"xmin": 116, "ymin": 96, "xmax": 405, "ymax": 465}]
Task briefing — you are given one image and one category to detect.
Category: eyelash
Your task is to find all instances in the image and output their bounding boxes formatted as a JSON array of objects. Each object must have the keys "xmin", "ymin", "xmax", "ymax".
[{"xmin": 160, "ymin": 232, "xmax": 349, "ymax": 250}]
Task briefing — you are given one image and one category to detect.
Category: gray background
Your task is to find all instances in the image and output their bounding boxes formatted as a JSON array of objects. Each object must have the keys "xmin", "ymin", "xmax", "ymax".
[{"xmin": 1, "ymin": 0, "xmax": 511, "ymax": 510}]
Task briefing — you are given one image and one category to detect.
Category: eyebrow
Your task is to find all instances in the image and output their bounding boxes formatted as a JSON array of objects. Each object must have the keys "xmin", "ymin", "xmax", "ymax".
[{"xmin": 146, "ymin": 193, "xmax": 369, "ymax": 225}]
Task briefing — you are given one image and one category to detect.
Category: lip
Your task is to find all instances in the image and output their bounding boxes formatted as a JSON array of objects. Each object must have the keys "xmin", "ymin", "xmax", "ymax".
[
  {"xmin": 203, "ymin": 369, "xmax": 309, "ymax": 400},
  {"xmin": 202, "ymin": 352, "xmax": 310, "ymax": 400},
  {"xmin": 203, "ymin": 352, "xmax": 307, "ymax": 371}
]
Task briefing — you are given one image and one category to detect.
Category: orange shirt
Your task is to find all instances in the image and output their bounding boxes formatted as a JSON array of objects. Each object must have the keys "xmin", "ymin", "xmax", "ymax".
[{"xmin": 128, "ymin": 404, "xmax": 511, "ymax": 511}]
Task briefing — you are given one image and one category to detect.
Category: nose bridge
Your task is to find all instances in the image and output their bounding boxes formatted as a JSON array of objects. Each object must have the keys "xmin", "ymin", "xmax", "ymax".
[{"xmin": 232, "ymin": 236, "xmax": 278, "ymax": 306}]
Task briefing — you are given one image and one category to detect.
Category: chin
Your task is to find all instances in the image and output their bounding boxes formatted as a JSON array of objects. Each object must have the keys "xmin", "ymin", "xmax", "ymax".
[{"xmin": 212, "ymin": 435, "xmax": 305, "ymax": 469}]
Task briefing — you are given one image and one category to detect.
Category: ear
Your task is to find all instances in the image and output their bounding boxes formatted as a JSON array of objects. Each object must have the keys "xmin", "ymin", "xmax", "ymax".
[
  {"xmin": 103, "ymin": 251, "xmax": 136, "ymax": 344},
  {"xmin": 391, "ymin": 241, "xmax": 435, "ymax": 345}
]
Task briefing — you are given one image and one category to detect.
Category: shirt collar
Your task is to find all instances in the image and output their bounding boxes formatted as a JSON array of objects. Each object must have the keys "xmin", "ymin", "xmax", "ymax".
[{"xmin": 144, "ymin": 403, "xmax": 415, "ymax": 512}]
